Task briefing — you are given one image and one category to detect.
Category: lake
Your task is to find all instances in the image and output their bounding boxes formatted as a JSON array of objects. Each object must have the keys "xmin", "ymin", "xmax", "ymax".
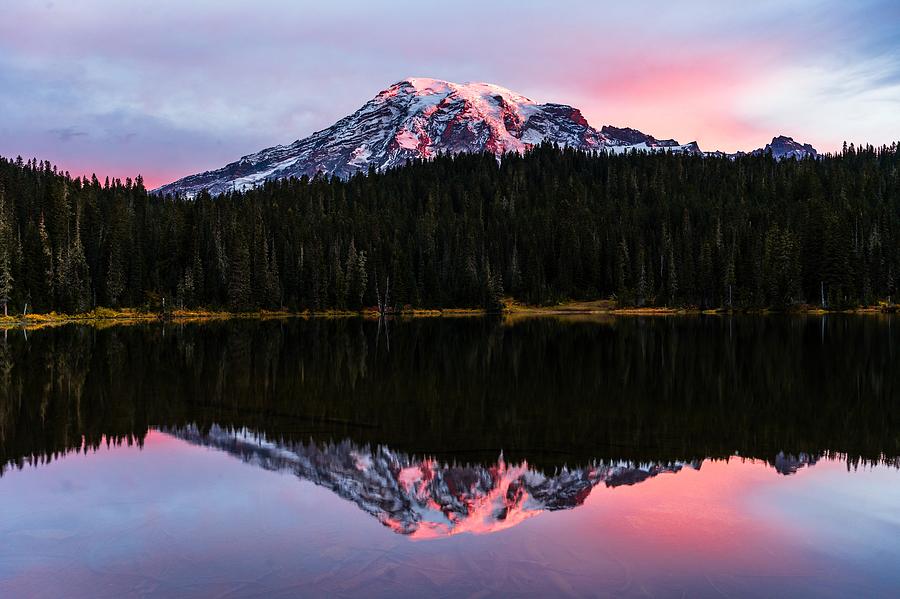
[{"xmin": 1, "ymin": 316, "xmax": 899, "ymax": 597}]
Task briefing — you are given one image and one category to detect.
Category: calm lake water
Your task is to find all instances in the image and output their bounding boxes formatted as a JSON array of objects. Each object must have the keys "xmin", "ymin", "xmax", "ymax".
[{"xmin": 1, "ymin": 316, "xmax": 899, "ymax": 598}]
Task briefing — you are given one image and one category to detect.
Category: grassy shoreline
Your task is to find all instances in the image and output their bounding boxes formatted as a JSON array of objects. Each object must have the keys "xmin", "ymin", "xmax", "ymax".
[{"xmin": 0, "ymin": 300, "xmax": 895, "ymax": 329}]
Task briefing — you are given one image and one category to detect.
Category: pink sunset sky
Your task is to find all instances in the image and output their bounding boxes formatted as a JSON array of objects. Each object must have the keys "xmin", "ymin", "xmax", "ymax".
[{"xmin": 1, "ymin": 0, "xmax": 898, "ymax": 189}]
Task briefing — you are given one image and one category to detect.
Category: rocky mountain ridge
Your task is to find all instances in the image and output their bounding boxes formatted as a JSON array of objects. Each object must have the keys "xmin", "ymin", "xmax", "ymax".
[{"xmin": 154, "ymin": 78, "xmax": 816, "ymax": 197}]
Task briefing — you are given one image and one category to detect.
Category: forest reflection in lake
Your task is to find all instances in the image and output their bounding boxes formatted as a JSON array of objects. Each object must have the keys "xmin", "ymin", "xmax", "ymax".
[
  {"xmin": 1, "ymin": 315, "xmax": 899, "ymax": 597},
  {"xmin": 2, "ymin": 314, "xmax": 898, "ymax": 470}
]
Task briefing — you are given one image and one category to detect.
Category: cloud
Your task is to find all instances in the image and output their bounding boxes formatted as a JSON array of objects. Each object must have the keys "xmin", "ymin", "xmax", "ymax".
[
  {"xmin": 740, "ymin": 57, "xmax": 900, "ymax": 150},
  {"xmin": 49, "ymin": 127, "xmax": 87, "ymax": 142},
  {"xmin": 0, "ymin": 0, "xmax": 898, "ymax": 186}
]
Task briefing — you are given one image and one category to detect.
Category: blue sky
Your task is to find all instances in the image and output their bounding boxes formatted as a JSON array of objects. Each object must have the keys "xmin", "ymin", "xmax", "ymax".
[{"xmin": 1, "ymin": 0, "xmax": 898, "ymax": 187}]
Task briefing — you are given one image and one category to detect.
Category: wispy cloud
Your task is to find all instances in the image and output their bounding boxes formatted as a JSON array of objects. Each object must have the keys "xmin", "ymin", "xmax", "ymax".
[{"xmin": 49, "ymin": 127, "xmax": 87, "ymax": 142}]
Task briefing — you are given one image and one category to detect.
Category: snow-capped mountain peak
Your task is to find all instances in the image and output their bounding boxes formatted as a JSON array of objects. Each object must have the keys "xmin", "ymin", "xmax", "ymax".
[
  {"xmin": 399, "ymin": 77, "xmax": 535, "ymax": 105},
  {"xmin": 159, "ymin": 77, "xmax": 602, "ymax": 196},
  {"xmin": 153, "ymin": 78, "xmax": 813, "ymax": 197}
]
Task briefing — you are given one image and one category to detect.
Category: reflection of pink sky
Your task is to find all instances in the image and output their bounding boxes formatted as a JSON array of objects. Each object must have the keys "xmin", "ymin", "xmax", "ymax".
[
  {"xmin": 145, "ymin": 427, "xmax": 180, "ymax": 447},
  {"xmin": 362, "ymin": 446, "xmax": 819, "ymax": 543},
  {"xmin": 578, "ymin": 459, "xmax": 805, "ymax": 561},
  {"xmin": 71, "ymin": 430, "xmax": 841, "ymax": 552},
  {"xmin": 2, "ymin": 431, "xmax": 896, "ymax": 597},
  {"xmin": 394, "ymin": 451, "xmax": 829, "ymax": 560},
  {"xmin": 510, "ymin": 458, "xmax": 857, "ymax": 595}
]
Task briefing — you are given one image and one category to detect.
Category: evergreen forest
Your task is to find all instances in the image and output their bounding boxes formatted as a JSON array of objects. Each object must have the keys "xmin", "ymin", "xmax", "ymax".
[{"xmin": 0, "ymin": 142, "xmax": 898, "ymax": 314}]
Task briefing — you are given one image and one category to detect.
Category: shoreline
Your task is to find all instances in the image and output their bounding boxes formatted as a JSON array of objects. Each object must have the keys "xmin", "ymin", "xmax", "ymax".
[{"xmin": 0, "ymin": 300, "xmax": 896, "ymax": 330}]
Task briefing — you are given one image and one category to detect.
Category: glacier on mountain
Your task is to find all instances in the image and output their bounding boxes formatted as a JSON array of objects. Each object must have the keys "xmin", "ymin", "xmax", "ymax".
[{"xmin": 154, "ymin": 78, "xmax": 815, "ymax": 197}]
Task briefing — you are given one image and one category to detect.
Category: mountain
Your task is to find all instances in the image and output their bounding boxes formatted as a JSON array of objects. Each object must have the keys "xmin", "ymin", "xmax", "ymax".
[
  {"xmin": 601, "ymin": 125, "xmax": 698, "ymax": 152},
  {"xmin": 167, "ymin": 425, "xmax": 821, "ymax": 538},
  {"xmin": 706, "ymin": 136, "xmax": 820, "ymax": 160},
  {"xmin": 154, "ymin": 78, "xmax": 817, "ymax": 197},
  {"xmin": 154, "ymin": 78, "xmax": 702, "ymax": 196},
  {"xmin": 757, "ymin": 135, "xmax": 819, "ymax": 160}
]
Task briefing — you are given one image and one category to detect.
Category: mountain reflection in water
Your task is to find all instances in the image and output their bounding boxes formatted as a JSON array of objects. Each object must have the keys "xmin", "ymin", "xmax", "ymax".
[
  {"xmin": 166, "ymin": 425, "xmax": 843, "ymax": 539},
  {"xmin": 172, "ymin": 425, "xmax": 699, "ymax": 538},
  {"xmin": 1, "ymin": 317, "xmax": 899, "ymax": 598}
]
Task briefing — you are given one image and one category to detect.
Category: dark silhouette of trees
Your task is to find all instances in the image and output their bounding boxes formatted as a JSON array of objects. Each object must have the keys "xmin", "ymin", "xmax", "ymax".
[{"xmin": 0, "ymin": 142, "xmax": 898, "ymax": 313}]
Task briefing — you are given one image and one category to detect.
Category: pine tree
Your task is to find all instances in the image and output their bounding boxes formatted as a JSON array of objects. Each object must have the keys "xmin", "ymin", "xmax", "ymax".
[
  {"xmin": 227, "ymin": 231, "xmax": 251, "ymax": 311},
  {"xmin": 345, "ymin": 240, "xmax": 367, "ymax": 310},
  {"xmin": 331, "ymin": 243, "xmax": 346, "ymax": 309},
  {"xmin": 0, "ymin": 246, "xmax": 11, "ymax": 318},
  {"xmin": 106, "ymin": 228, "xmax": 126, "ymax": 308},
  {"xmin": 636, "ymin": 246, "xmax": 648, "ymax": 307},
  {"xmin": 483, "ymin": 259, "xmax": 504, "ymax": 311},
  {"xmin": 354, "ymin": 249, "xmax": 368, "ymax": 308},
  {"xmin": 57, "ymin": 209, "xmax": 92, "ymax": 313},
  {"xmin": 38, "ymin": 214, "xmax": 54, "ymax": 308},
  {"xmin": 723, "ymin": 242, "xmax": 736, "ymax": 309},
  {"xmin": 508, "ymin": 243, "xmax": 522, "ymax": 296},
  {"xmin": 265, "ymin": 237, "xmax": 282, "ymax": 308},
  {"xmin": 0, "ymin": 187, "xmax": 12, "ymax": 316}
]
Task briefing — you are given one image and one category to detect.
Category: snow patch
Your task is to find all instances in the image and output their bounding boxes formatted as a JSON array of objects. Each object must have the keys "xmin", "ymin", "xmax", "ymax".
[
  {"xmin": 394, "ymin": 129, "xmax": 419, "ymax": 151},
  {"xmin": 348, "ymin": 145, "xmax": 372, "ymax": 167},
  {"xmin": 154, "ymin": 77, "xmax": 814, "ymax": 198}
]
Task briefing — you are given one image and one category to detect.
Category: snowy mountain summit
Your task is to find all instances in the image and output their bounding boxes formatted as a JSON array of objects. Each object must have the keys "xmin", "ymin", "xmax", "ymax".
[{"xmin": 154, "ymin": 78, "xmax": 813, "ymax": 196}]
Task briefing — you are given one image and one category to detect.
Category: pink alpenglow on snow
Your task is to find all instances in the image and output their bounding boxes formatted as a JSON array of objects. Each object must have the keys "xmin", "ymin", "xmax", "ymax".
[{"xmin": 153, "ymin": 78, "xmax": 709, "ymax": 196}]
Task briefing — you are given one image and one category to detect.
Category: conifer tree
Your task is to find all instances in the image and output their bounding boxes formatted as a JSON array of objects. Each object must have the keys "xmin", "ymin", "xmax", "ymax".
[
  {"xmin": 0, "ymin": 186, "xmax": 12, "ymax": 316},
  {"xmin": 227, "ymin": 231, "xmax": 251, "ymax": 311}
]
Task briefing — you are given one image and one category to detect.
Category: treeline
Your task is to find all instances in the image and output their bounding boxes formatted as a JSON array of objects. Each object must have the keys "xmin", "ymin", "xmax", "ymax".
[{"xmin": 0, "ymin": 142, "xmax": 898, "ymax": 313}]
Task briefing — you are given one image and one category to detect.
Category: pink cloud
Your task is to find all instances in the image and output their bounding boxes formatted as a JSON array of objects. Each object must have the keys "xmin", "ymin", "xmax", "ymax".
[
  {"xmin": 2, "ymin": 1, "xmax": 896, "ymax": 183},
  {"xmin": 537, "ymin": 43, "xmax": 788, "ymax": 152}
]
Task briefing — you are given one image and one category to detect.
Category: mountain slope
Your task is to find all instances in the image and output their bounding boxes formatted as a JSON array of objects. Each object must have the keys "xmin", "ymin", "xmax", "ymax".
[
  {"xmin": 154, "ymin": 78, "xmax": 701, "ymax": 196},
  {"xmin": 759, "ymin": 135, "xmax": 818, "ymax": 160}
]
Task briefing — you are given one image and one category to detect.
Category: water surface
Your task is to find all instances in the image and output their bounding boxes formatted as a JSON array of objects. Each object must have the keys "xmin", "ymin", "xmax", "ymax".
[{"xmin": 1, "ymin": 316, "xmax": 898, "ymax": 597}]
